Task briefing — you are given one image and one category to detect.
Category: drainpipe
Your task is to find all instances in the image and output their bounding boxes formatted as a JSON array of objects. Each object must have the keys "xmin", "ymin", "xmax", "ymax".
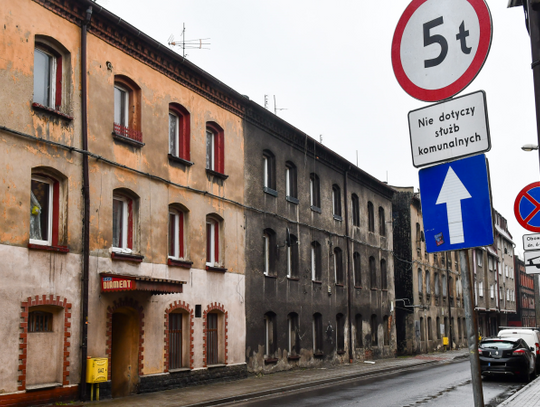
[
  {"xmin": 446, "ymin": 255, "xmax": 453, "ymax": 350},
  {"xmin": 344, "ymin": 167, "xmax": 353, "ymax": 363},
  {"xmin": 80, "ymin": 5, "xmax": 93, "ymax": 402}
]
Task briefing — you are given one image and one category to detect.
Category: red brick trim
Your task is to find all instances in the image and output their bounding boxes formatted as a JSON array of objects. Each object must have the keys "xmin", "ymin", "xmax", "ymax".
[
  {"xmin": 105, "ymin": 298, "xmax": 145, "ymax": 380},
  {"xmin": 18, "ymin": 295, "xmax": 72, "ymax": 391},
  {"xmin": 164, "ymin": 301, "xmax": 194, "ymax": 371},
  {"xmin": 202, "ymin": 303, "xmax": 228, "ymax": 367}
]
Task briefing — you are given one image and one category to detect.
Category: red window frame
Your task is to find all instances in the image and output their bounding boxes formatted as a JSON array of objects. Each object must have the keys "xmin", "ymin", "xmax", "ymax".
[
  {"xmin": 169, "ymin": 210, "xmax": 185, "ymax": 259},
  {"xmin": 30, "ymin": 175, "xmax": 60, "ymax": 247},
  {"xmin": 113, "ymin": 195, "xmax": 133, "ymax": 250},
  {"xmin": 34, "ymin": 45, "xmax": 62, "ymax": 110},
  {"xmin": 206, "ymin": 218, "xmax": 220, "ymax": 265},
  {"xmin": 206, "ymin": 122, "xmax": 225, "ymax": 174},
  {"xmin": 169, "ymin": 104, "xmax": 191, "ymax": 161}
]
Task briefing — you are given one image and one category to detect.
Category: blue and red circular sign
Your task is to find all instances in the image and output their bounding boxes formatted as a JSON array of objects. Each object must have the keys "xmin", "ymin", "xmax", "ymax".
[
  {"xmin": 515, "ymin": 182, "xmax": 540, "ymax": 232},
  {"xmin": 391, "ymin": 0, "xmax": 492, "ymax": 102}
]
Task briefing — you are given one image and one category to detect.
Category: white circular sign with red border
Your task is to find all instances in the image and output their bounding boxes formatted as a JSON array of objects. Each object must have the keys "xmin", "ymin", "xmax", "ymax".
[{"xmin": 392, "ymin": 0, "xmax": 492, "ymax": 102}]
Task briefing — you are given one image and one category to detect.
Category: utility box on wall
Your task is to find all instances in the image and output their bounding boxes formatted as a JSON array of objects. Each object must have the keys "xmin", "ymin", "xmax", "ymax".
[{"xmin": 86, "ymin": 357, "xmax": 108, "ymax": 383}]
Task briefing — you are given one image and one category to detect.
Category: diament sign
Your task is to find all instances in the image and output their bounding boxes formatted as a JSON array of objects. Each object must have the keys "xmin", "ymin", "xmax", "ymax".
[
  {"xmin": 392, "ymin": 0, "xmax": 492, "ymax": 101},
  {"xmin": 408, "ymin": 90, "xmax": 490, "ymax": 167}
]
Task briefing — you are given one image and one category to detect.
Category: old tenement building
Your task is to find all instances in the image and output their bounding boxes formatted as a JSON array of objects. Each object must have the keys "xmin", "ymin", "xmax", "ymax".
[
  {"xmin": 244, "ymin": 111, "xmax": 396, "ymax": 372},
  {"xmin": 392, "ymin": 187, "xmax": 467, "ymax": 355},
  {"xmin": 1, "ymin": 0, "xmax": 397, "ymax": 405},
  {"xmin": 1, "ymin": 0, "xmax": 247, "ymax": 405},
  {"xmin": 508, "ymin": 257, "xmax": 536, "ymax": 328}
]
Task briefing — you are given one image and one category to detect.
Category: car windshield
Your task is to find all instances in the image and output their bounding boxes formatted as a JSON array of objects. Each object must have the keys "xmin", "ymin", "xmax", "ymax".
[{"xmin": 480, "ymin": 341, "xmax": 516, "ymax": 350}]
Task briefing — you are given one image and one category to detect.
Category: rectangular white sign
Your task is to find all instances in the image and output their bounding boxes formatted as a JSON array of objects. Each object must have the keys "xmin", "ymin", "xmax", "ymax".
[
  {"xmin": 523, "ymin": 233, "xmax": 540, "ymax": 251},
  {"xmin": 408, "ymin": 91, "xmax": 490, "ymax": 168},
  {"xmin": 525, "ymin": 250, "xmax": 540, "ymax": 274}
]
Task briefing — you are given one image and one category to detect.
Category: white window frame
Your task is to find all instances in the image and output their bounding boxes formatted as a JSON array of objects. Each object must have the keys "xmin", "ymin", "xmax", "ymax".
[
  {"xmin": 286, "ymin": 167, "xmax": 291, "ymax": 196},
  {"xmin": 30, "ymin": 176, "xmax": 54, "ymax": 246},
  {"xmin": 310, "ymin": 178, "xmax": 314, "ymax": 206},
  {"xmin": 263, "ymin": 231, "xmax": 270, "ymax": 275},
  {"xmin": 206, "ymin": 130, "xmax": 215, "ymax": 171},
  {"xmin": 206, "ymin": 219, "xmax": 217, "ymax": 266},
  {"xmin": 287, "ymin": 245, "xmax": 292, "ymax": 278},
  {"xmin": 114, "ymin": 85, "xmax": 129, "ymax": 128},
  {"xmin": 169, "ymin": 210, "xmax": 183, "ymax": 259},
  {"xmin": 112, "ymin": 195, "xmax": 130, "ymax": 252},
  {"xmin": 311, "ymin": 244, "xmax": 317, "ymax": 281},
  {"xmin": 478, "ymin": 281, "xmax": 483, "ymax": 297},
  {"xmin": 34, "ymin": 47, "xmax": 57, "ymax": 108},
  {"xmin": 263, "ymin": 156, "xmax": 269, "ymax": 188},
  {"xmin": 169, "ymin": 112, "xmax": 179, "ymax": 156}
]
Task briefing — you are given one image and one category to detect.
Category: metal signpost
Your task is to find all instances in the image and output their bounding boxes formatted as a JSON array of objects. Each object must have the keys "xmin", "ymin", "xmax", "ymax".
[
  {"xmin": 408, "ymin": 90, "xmax": 490, "ymax": 167},
  {"xmin": 393, "ymin": 1, "xmax": 493, "ymax": 405}
]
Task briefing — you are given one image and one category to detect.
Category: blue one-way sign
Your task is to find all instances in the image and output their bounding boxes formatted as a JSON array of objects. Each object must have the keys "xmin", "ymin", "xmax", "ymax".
[{"xmin": 419, "ymin": 154, "xmax": 494, "ymax": 253}]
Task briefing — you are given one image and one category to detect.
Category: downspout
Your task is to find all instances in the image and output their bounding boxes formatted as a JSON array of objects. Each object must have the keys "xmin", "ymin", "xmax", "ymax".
[
  {"xmin": 344, "ymin": 166, "xmax": 353, "ymax": 363},
  {"xmin": 80, "ymin": 5, "xmax": 93, "ymax": 402},
  {"xmin": 446, "ymin": 255, "xmax": 453, "ymax": 349}
]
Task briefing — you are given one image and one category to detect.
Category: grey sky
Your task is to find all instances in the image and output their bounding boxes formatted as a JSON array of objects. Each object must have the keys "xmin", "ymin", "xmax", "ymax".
[{"xmin": 98, "ymin": 0, "xmax": 537, "ymax": 257}]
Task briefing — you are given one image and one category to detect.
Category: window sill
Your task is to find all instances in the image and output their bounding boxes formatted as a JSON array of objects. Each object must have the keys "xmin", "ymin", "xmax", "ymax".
[
  {"xmin": 286, "ymin": 196, "xmax": 299, "ymax": 205},
  {"xmin": 168, "ymin": 258, "xmax": 193, "ymax": 269},
  {"xmin": 370, "ymin": 288, "xmax": 378, "ymax": 291},
  {"xmin": 287, "ymin": 355, "xmax": 301, "ymax": 361},
  {"xmin": 28, "ymin": 243, "xmax": 69, "ymax": 253},
  {"xmin": 112, "ymin": 131, "xmax": 145, "ymax": 147},
  {"xmin": 206, "ymin": 168, "xmax": 229, "ymax": 180},
  {"xmin": 264, "ymin": 358, "xmax": 279, "ymax": 364},
  {"xmin": 354, "ymin": 285, "xmax": 362, "ymax": 289},
  {"xmin": 32, "ymin": 103, "xmax": 73, "ymax": 120},
  {"xmin": 335, "ymin": 283, "xmax": 344, "ymax": 287},
  {"xmin": 310, "ymin": 205, "xmax": 322, "ymax": 214},
  {"xmin": 111, "ymin": 252, "xmax": 144, "ymax": 263},
  {"xmin": 333, "ymin": 214, "xmax": 343, "ymax": 222},
  {"xmin": 337, "ymin": 350, "xmax": 346, "ymax": 355},
  {"xmin": 313, "ymin": 352, "xmax": 324, "ymax": 358},
  {"xmin": 26, "ymin": 382, "xmax": 62, "ymax": 391},
  {"xmin": 312, "ymin": 280, "xmax": 322, "ymax": 284},
  {"xmin": 207, "ymin": 363, "xmax": 227, "ymax": 369},
  {"xmin": 287, "ymin": 276, "xmax": 299, "ymax": 281},
  {"xmin": 264, "ymin": 273, "xmax": 277, "ymax": 279},
  {"xmin": 263, "ymin": 187, "xmax": 278, "ymax": 197},
  {"xmin": 168, "ymin": 367, "xmax": 191, "ymax": 373},
  {"xmin": 206, "ymin": 265, "xmax": 228, "ymax": 273},
  {"xmin": 168, "ymin": 154, "xmax": 194, "ymax": 166}
]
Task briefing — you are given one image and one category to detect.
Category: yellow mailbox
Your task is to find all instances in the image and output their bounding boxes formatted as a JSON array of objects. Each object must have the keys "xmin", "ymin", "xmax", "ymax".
[
  {"xmin": 87, "ymin": 357, "xmax": 108, "ymax": 383},
  {"xmin": 442, "ymin": 337, "xmax": 449, "ymax": 346}
]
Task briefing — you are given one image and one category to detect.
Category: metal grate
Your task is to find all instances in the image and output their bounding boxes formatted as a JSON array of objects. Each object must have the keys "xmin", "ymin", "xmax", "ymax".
[
  {"xmin": 207, "ymin": 313, "xmax": 218, "ymax": 365},
  {"xmin": 169, "ymin": 313, "xmax": 183, "ymax": 369}
]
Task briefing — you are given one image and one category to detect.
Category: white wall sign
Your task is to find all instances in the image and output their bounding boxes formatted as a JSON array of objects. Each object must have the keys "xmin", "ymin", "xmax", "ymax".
[
  {"xmin": 408, "ymin": 90, "xmax": 490, "ymax": 167},
  {"xmin": 523, "ymin": 233, "xmax": 540, "ymax": 251},
  {"xmin": 525, "ymin": 250, "xmax": 540, "ymax": 274}
]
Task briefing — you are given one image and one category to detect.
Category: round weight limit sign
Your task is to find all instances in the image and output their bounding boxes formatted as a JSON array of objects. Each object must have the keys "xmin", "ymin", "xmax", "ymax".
[{"xmin": 392, "ymin": 0, "xmax": 492, "ymax": 102}]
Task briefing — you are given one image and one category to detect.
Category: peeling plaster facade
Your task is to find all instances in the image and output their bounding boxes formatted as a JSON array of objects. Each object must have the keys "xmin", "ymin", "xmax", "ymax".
[{"xmin": 1, "ymin": 0, "xmax": 247, "ymax": 404}]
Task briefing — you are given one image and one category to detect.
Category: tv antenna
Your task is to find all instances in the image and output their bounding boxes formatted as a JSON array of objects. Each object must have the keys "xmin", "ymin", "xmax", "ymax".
[
  {"xmin": 168, "ymin": 23, "xmax": 210, "ymax": 60},
  {"xmin": 264, "ymin": 95, "xmax": 288, "ymax": 116}
]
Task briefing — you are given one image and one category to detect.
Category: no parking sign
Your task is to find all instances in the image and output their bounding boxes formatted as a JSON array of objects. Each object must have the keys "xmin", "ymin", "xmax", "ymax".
[{"xmin": 514, "ymin": 182, "xmax": 540, "ymax": 232}]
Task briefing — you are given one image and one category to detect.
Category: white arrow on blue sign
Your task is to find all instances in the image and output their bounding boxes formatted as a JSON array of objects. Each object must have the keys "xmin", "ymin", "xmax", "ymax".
[{"xmin": 419, "ymin": 154, "xmax": 494, "ymax": 253}]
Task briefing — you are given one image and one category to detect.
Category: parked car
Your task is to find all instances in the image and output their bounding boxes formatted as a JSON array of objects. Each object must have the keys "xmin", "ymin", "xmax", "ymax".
[
  {"xmin": 497, "ymin": 327, "xmax": 540, "ymax": 373},
  {"xmin": 479, "ymin": 337, "xmax": 536, "ymax": 382}
]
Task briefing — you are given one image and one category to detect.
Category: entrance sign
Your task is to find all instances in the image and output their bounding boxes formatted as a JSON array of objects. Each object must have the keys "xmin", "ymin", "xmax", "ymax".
[
  {"xmin": 523, "ymin": 233, "xmax": 540, "ymax": 251},
  {"xmin": 525, "ymin": 250, "xmax": 540, "ymax": 274},
  {"xmin": 408, "ymin": 90, "xmax": 490, "ymax": 167},
  {"xmin": 392, "ymin": 0, "xmax": 492, "ymax": 101},
  {"xmin": 419, "ymin": 154, "xmax": 493, "ymax": 252},
  {"xmin": 514, "ymin": 182, "xmax": 540, "ymax": 232}
]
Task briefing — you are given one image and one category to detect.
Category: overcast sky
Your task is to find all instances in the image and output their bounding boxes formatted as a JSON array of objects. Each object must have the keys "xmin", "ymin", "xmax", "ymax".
[{"xmin": 98, "ymin": 0, "xmax": 537, "ymax": 257}]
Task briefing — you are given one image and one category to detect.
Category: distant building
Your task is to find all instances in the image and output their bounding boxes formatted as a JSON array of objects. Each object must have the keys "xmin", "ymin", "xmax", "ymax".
[
  {"xmin": 508, "ymin": 257, "xmax": 536, "ymax": 327},
  {"xmin": 392, "ymin": 187, "xmax": 467, "ymax": 355}
]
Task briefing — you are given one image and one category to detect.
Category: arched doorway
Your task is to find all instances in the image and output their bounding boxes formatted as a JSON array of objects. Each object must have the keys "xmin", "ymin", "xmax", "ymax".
[{"xmin": 111, "ymin": 306, "xmax": 140, "ymax": 397}]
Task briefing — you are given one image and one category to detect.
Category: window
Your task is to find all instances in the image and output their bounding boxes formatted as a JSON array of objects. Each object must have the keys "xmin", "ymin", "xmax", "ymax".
[
  {"xmin": 263, "ymin": 229, "xmax": 277, "ymax": 276},
  {"xmin": 367, "ymin": 202, "xmax": 375, "ymax": 232},
  {"xmin": 420, "ymin": 317, "xmax": 425, "ymax": 341},
  {"xmin": 206, "ymin": 216, "xmax": 222, "ymax": 267},
  {"xmin": 442, "ymin": 274, "xmax": 447, "ymax": 297},
  {"xmin": 169, "ymin": 207, "xmax": 185, "ymax": 259},
  {"xmin": 263, "ymin": 150, "xmax": 277, "ymax": 194},
  {"xmin": 418, "ymin": 268, "xmax": 423, "ymax": 294},
  {"xmin": 30, "ymin": 176, "xmax": 55, "ymax": 246},
  {"xmin": 334, "ymin": 247, "xmax": 344, "ymax": 285},
  {"xmin": 206, "ymin": 122, "xmax": 225, "ymax": 174},
  {"xmin": 436, "ymin": 317, "xmax": 441, "ymax": 339},
  {"xmin": 285, "ymin": 162, "xmax": 298, "ymax": 202},
  {"xmin": 29, "ymin": 310, "xmax": 53, "ymax": 332},
  {"xmin": 379, "ymin": 207, "xmax": 386, "ymax": 236},
  {"xmin": 381, "ymin": 259, "xmax": 387, "ymax": 290},
  {"xmin": 353, "ymin": 252, "xmax": 361, "ymax": 287},
  {"xmin": 428, "ymin": 317, "xmax": 433, "ymax": 340},
  {"xmin": 169, "ymin": 312, "xmax": 186, "ymax": 369},
  {"xmin": 369, "ymin": 256, "xmax": 377, "ymax": 289},
  {"xmin": 264, "ymin": 312, "xmax": 277, "ymax": 358},
  {"xmin": 434, "ymin": 273, "xmax": 440, "ymax": 296},
  {"xmin": 479, "ymin": 281, "xmax": 483, "ymax": 297},
  {"xmin": 113, "ymin": 75, "xmax": 142, "ymax": 143},
  {"xmin": 287, "ymin": 234, "xmax": 299, "ymax": 279},
  {"xmin": 383, "ymin": 315, "xmax": 390, "ymax": 346},
  {"xmin": 206, "ymin": 313, "xmax": 219, "ymax": 365},
  {"xmin": 336, "ymin": 314, "xmax": 345, "ymax": 353},
  {"xmin": 332, "ymin": 185, "xmax": 342, "ymax": 219},
  {"xmin": 169, "ymin": 103, "xmax": 191, "ymax": 161},
  {"xmin": 351, "ymin": 194, "xmax": 360, "ymax": 227},
  {"xmin": 426, "ymin": 273, "xmax": 431, "ymax": 295},
  {"xmin": 310, "ymin": 173, "xmax": 321, "ymax": 210},
  {"xmin": 355, "ymin": 314, "xmax": 363, "ymax": 348},
  {"xmin": 476, "ymin": 249, "xmax": 483, "ymax": 267},
  {"xmin": 288, "ymin": 313, "xmax": 300, "ymax": 355},
  {"xmin": 113, "ymin": 193, "xmax": 134, "ymax": 252},
  {"xmin": 370, "ymin": 315, "xmax": 378, "ymax": 346},
  {"xmin": 490, "ymin": 284, "xmax": 494, "ymax": 299},
  {"xmin": 311, "ymin": 241, "xmax": 322, "ymax": 281},
  {"xmin": 34, "ymin": 47, "xmax": 60, "ymax": 109},
  {"xmin": 313, "ymin": 313, "xmax": 323, "ymax": 354}
]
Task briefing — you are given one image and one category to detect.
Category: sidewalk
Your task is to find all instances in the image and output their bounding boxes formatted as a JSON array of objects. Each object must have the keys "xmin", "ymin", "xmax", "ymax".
[
  {"xmin": 498, "ymin": 375, "xmax": 540, "ymax": 407},
  {"xmin": 84, "ymin": 349, "xmax": 468, "ymax": 407}
]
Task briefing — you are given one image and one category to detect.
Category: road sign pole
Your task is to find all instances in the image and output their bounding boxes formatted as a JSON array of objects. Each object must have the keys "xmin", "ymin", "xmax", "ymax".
[{"xmin": 459, "ymin": 249, "xmax": 484, "ymax": 407}]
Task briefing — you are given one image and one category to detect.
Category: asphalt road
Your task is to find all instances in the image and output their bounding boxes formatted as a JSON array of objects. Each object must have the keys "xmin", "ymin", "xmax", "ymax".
[{"xmin": 222, "ymin": 360, "xmax": 525, "ymax": 407}]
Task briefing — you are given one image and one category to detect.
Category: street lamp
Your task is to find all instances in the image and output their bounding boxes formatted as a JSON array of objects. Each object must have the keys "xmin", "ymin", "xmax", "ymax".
[{"xmin": 522, "ymin": 144, "xmax": 539, "ymax": 151}]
